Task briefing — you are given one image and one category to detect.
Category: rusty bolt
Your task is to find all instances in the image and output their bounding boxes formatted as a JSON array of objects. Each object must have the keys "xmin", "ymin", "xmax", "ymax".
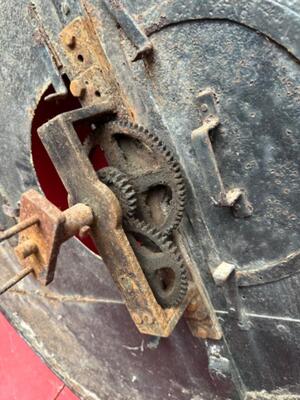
[
  {"xmin": 132, "ymin": 313, "xmax": 142, "ymax": 325},
  {"xmin": 70, "ymin": 79, "xmax": 86, "ymax": 98},
  {"xmin": 15, "ymin": 239, "xmax": 38, "ymax": 260},
  {"xmin": 142, "ymin": 312, "xmax": 154, "ymax": 325},
  {"xmin": 62, "ymin": 32, "xmax": 76, "ymax": 49},
  {"xmin": 79, "ymin": 225, "xmax": 91, "ymax": 238},
  {"xmin": 186, "ymin": 298, "xmax": 198, "ymax": 313}
]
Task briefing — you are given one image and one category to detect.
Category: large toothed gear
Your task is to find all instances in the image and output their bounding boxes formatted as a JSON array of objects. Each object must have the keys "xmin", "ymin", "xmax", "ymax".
[
  {"xmin": 124, "ymin": 218, "xmax": 188, "ymax": 308},
  {"xmin": 84, "ymin": 120, "xmax": 186, "ymax": 235},
  {"xmin": 97, "ymin": 167, "xmax": 137, "ymax": 219}
]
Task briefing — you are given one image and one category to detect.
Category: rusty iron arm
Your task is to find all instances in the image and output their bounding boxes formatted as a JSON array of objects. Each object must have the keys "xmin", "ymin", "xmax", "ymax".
[{"xmin": 37, "ymin": 103, "xmax": 194, "ymax": 337}]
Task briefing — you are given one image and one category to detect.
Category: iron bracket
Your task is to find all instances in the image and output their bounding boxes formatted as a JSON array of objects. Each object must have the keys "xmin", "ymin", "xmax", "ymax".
[{"xmin": 191, "ymin": 89, "xmax": 253, "ymax": 218}]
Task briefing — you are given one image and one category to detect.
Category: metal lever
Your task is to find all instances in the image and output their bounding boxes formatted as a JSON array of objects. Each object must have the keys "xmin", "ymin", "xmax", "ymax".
[{"xmin": 191, "ymin": 89, "xmax": 253, "ymax": 218}]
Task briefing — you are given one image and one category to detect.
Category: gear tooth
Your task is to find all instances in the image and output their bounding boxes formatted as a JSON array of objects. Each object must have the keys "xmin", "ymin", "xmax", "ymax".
[
  {"xmin": 165, "ymin": 153, "xmax": 174, "ymax": 163},
  {"xmin": 135, "ymin": 219, "xmax": 144, "ymax": 230},
  {"xmin": 180, "ymin": 284, "xmax": 188, "ymax": 294},
  {"xmin": 172, "ymin": 164, "xmax": 181, "ymax": 172},
  {"xmin": 165, "ymin": 241, "xmax": 173, "ymax": 251},
  {"xmin": 119, "ymin": 179, "xmax": 127, "ymax": 188},
  {"xmin": 128, "ymin": 200, "xmax": 136, "ymax": 208},
  {"xmin": 159, "ymin": 142, "xmax": 166, "ymax": 151},
  {"xmin": 180, "ymin": 269, "xmax": 188, "ymax": 279},
  {"xmin": 181, "ymin": 281, "xmax": 188, "ymax": 291},
  {"xmin": 177, "ymin": 204, "xmax": 185, "ymax": 212},
  {"xmin": 128, "ymin": 192, "xmax": 137, "ymax": 200},
  {"xmin": 165, "ymin": 150, "xmax": 171, "ymax": 158},
  {"xmin": 174, "ymin": 171, "xmax": 183, "ymax": 179},
  {"xmin": 122, "ymin": 184, "xmax": 131, "ymax": 192},
  {"xmin": 178, "ymin": 192, "xmax": 186, "ymax": 202},
  {"xmin": 127, "ymin": 193, "xmax": 136, "ymax": 201},
  {"xmin": 148, "ymin": 227, "xmax": 157, "ymax": 236},
  {"xmin": 180, "ymin": 279, "xmax": 188, "ymax": 289}
]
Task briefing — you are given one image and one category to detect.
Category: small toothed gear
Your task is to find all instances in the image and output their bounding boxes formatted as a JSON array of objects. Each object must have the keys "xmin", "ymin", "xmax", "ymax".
[
  {"xmin": 124, "ymin": 218, "xmax": 188, "ymax": 308},
  {"xmin": 97, "ymin": 167, "xmax": 137, "ymax": 219},
  {"xmin": 84, "ymin": 120, "xmax": 186, "ymax": 235}
]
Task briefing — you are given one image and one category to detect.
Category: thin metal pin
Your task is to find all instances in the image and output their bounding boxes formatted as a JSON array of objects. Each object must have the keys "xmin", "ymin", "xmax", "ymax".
[
  {"xmin": 0, "ymin": 216, "xmax": 39, "ymax": 243},
  {"xmin": 0, "ymin": 266, "xmax": 34, "ymax": 295}
]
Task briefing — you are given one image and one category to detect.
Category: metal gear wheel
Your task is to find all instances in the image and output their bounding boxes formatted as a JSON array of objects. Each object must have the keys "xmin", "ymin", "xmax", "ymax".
[
  {"xmin": 84, "ymin": 120, "xmax": 186, "ymax": 235},
  {"xmin": 97, "ymin": 166, "xmax": 137, "ymax": 219},
  {"xmin": 124, "ymin": 218, "xmax": 188, "ymax": 308}
]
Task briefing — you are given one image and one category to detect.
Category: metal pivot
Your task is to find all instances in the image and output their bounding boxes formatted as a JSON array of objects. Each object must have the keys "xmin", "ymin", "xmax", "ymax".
[{"xmin": 191, "ymin": 89, "xmax": 253, "ymax": 218}]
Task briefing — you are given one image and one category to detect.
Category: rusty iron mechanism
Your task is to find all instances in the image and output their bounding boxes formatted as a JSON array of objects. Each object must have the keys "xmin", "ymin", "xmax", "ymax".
[
  {"xmin": 0, "ymin": 190, "xmax": 94, "ymax": 292},
  {"xmin": 0, "ymin": 15, "xmax": 221, "ymax": 340}
]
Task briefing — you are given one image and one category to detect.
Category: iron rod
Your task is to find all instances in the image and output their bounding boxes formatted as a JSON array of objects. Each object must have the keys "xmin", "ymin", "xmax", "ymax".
[
  {"xmin": 0, "ymin": 216, "xmax": 39, "ymax": 243},
  {"xmin": 0, "ymin": 266, "xmax": 34, "ymax": 295}
]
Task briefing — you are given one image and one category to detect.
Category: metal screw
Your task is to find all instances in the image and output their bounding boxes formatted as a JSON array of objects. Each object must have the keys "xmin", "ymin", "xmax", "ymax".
[
  {"xmin": 186, "ymin": 298, "xmax": 198, "ymax": 313},
  {"xmin": 63, "ymin": 32, "xmax": 76, "ymax": 49},
  {"xmin": 132, "ymin": 313, "xmax": 142, "ymax": 325},
  {"xmin": 142, "ymin": 312, "xmax": 154, "ymax": 325}
]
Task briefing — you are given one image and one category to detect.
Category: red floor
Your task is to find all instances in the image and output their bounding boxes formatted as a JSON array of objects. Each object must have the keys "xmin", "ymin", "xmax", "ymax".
[{"xmin": 0, "ymin": 313, "xmax": 79, "ymax": 400}]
